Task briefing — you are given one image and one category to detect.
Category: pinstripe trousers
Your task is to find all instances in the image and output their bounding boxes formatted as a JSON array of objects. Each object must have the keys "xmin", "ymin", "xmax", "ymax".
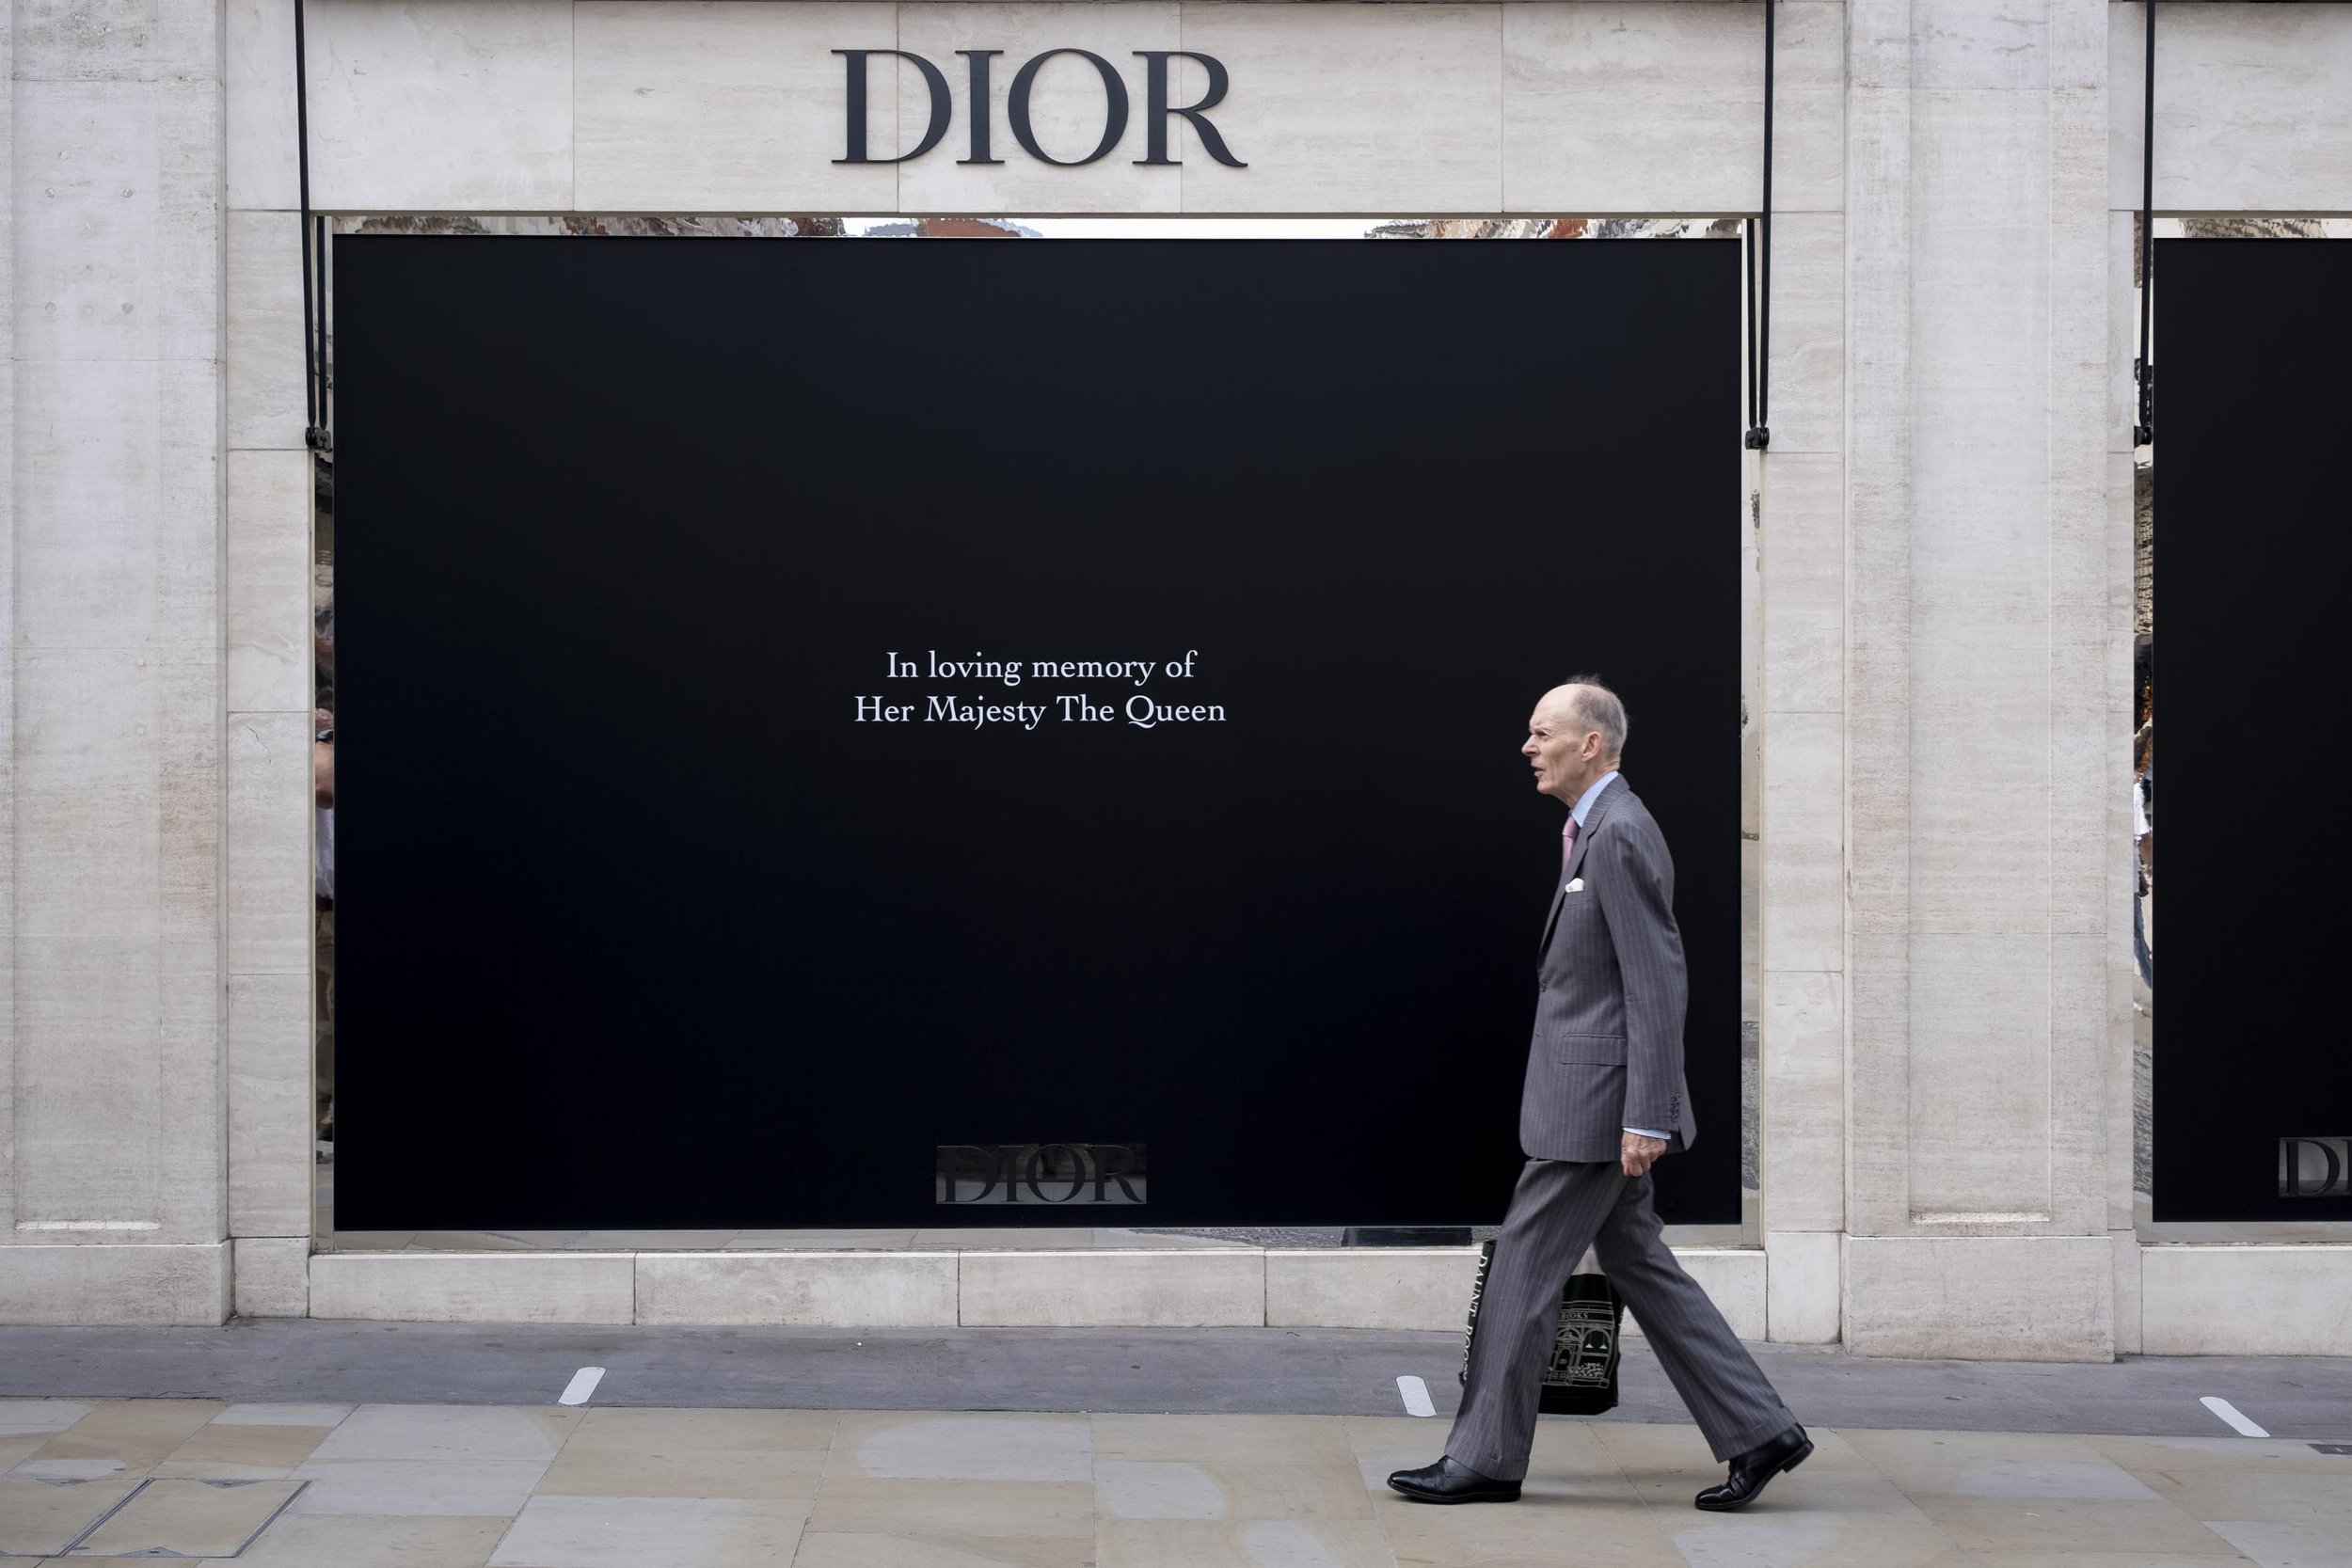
[{"xmin": 1444, "ymin": 1159, "xmax": 1794, "ymax": 1481}]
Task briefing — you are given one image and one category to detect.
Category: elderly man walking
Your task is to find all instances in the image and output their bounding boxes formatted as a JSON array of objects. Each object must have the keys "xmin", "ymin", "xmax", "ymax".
[{"xmin": 1389, "ymin": 678, "xmax": 1809, "ymax": 1511}]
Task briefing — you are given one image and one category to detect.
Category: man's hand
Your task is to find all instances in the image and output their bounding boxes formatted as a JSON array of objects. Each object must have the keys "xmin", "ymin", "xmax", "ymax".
[{"xmin": 1620, "ymin": 1132, "xmax": 1668, "ymax": 1178}]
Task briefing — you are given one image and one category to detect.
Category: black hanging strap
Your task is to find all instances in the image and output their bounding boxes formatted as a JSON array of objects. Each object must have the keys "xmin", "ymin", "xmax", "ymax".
[
  {"xmin": 2134, "ymin": 0, "xmax": 2155, "ymax": 449},
  {"xmin": 1745, "ymin": 0, "xmax": 1774, "ymax": 451},
  {"xmin": 1744, "ymin": 215, "xmax": 1758, "ymax": 444},
  {"xmin": 295, "ymin": 0, "xmax": 332, "ymax": 452}
]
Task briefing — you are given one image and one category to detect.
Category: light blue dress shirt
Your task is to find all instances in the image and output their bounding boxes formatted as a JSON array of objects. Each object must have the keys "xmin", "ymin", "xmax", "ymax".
[
  {"xmin": 1570, "ymin": 768, "xmax": 1620, "ymax": 830},
  {"xmin": 1563, "ymin": 770, "xmax": 1670, "ymax": 1144}
]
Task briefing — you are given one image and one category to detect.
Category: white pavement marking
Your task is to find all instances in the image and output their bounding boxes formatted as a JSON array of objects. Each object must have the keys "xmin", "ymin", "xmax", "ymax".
[
  {"xmin": 558, "ymin": 1367, "xmax": 607, "ymax": 1407},
  {"xmin": 1396, "ymin": 1374, "xmax": 1436, "ymax": 1418},
  {"xmin": 2201, "ymin": 1396, "xmax": 2268, "ymax": 1437}
]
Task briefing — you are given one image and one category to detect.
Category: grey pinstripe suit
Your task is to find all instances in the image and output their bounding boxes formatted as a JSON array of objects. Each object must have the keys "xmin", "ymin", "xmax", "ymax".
[{"xmin": 1445, "ymin": 776, "xmax": 1793, "ymax": 1480}]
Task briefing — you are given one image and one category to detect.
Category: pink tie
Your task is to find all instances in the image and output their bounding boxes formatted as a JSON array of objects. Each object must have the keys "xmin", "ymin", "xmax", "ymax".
[{"xmin": 1561, "ymin": 816, "xmax": 1579, "ymax": 876}]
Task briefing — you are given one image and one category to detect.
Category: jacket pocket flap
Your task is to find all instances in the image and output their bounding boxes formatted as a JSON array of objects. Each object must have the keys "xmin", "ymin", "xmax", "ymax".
[{"xmin": 1553, "ymin": 1032, "xmax": 1628, "ymax": 1064}]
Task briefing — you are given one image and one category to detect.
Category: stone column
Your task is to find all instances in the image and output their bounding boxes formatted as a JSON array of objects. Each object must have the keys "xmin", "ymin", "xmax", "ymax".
[
  {"xmin": 1840, "ymin": 0, "xmax": 2122, "ymax": 1359},
  {"xmin": 1756, "ymin": 0, "xmax": 1851, "ymax": 1347},
  {"xmin": 1, "ymin": 0, "xmax": 231, "ymax": 1323},
  {"xmin": 221, "ymin": 0, "xmax": 321, "ymax": 1319}
]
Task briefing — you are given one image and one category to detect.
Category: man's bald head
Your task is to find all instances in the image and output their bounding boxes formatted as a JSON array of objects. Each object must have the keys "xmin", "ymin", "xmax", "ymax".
[
  {"xmin": 1536, "ymin": 678, "xmax": 1629, "ymax": 767},
  {"xmin": 1523, "ymin": 675, "xmax": 1629, "ymax": 805}
]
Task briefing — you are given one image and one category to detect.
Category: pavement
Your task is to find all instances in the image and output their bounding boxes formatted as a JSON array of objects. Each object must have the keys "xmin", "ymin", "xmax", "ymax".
[{"xmin": 4, "ymin": 1324, "xmax": 2350, "ymax": 1564}]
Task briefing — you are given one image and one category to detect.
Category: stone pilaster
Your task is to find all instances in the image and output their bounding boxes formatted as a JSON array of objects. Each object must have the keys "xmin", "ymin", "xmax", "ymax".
[
  {"xmin": 1756, "ymin": 0, "xmax": 1851, "ymax": 1346},
  {"xmin": 1839, "ymin": 0, "xmax": 2120, "ymax": 1359},
  {"xmin": 221, "ymin": 0, "xmax": 315, "ymax": 1300},
  {"xmin": 3, "ymin": 0, "xmax": 231, "ymax": 1322}
]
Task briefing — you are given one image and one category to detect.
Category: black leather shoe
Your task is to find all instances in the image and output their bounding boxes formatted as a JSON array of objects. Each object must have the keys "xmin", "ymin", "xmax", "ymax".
[
  {"xmin": 1693, "ymin": 1424, "xmax": 1812, "ymax": 1512},
  {"xmin": 1387, "ymin": 1455, "xmax": 1522, "ymax": 1504}
]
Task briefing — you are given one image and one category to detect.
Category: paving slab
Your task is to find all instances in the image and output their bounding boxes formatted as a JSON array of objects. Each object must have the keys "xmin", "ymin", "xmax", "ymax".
[
  {"xmin": 307, "ymin": 1403, "xmax": 575, "ymax": 1464},
  {"xmin": 0, "ymin": 1477, "xmax": 138, "ymax": 1558},
  {"xmin": 69, "ymin": 1477, "xmax": 303, "ymax": 1558},
  {"xmin": 150, "ymin": 1419, "xmax": 340, "ymax": 1479},
  {"xmin": 15, "ymin": 1401, "xmax": 221, "ymax": 1481},
  {"xmin": 828, "ymin": 1413, "xmax": 1093, "ymax": 1483},
  {"xmin": 210, "ymin": 1403, "xmax": 357, "ymax": 1428},
  {"xmin": 225, "ymin": 1513, "xmax": 511, "ymax": 1568},
  {"xmin": 486, "ymin": 1495, "xmax": 813, "ymax": 1568},
  {"xmin": 284, "ymin": 1457, "xmax": 550, "ymax": 1516},
  {"xmin": 0, "ymin": 1405, "xmax": 90, "ymax": 1438}
]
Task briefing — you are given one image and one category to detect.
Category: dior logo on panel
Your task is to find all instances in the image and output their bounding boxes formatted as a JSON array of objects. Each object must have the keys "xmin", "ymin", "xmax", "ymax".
[
  {"xmin": 2279, "ymin": 1136, "xmax": 2352, "ymax": 1196},
  {"xmin": 834, "ymin": 49, "xmax": 1247, "ymax": 168},
  {"xmin": 936, "ymin": 1143, "xmax": 1149, "ymax": 1205}
]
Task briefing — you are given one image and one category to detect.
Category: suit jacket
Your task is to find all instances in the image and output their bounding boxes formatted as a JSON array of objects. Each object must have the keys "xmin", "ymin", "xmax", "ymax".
[{"xmin": 1517, "ymin": 775, "xmax": 1698, "ymax": 1162}]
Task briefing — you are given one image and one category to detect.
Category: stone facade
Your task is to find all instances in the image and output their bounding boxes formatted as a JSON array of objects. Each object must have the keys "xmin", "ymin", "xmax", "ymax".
[{"xmin": 5, "ymin": 0, "xmax": 2348, "ymax": 1352}]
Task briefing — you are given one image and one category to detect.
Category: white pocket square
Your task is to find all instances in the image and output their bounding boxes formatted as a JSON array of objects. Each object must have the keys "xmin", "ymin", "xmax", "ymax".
[{"xmin": 1565, "ymin": 879, "xmax": 1585, "ymax": 893}]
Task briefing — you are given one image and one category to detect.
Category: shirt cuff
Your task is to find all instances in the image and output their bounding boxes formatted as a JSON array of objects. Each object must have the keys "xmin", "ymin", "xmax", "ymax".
[{"xmin": 1624, "ymin": 1127, "xmax": 1670, "ymax": 1140}]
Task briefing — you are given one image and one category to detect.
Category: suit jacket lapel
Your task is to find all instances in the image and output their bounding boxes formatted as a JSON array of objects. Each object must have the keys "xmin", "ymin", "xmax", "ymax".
[{"xmin": 1540, "ymin": 777, "xmax": 1623, "ymax": 954}]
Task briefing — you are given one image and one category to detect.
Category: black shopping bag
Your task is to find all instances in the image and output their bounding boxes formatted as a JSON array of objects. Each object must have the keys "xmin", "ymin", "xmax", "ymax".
[{"xmin": 1459, "ymin": 1239, "xmax": 1624, "ymax": 1416}]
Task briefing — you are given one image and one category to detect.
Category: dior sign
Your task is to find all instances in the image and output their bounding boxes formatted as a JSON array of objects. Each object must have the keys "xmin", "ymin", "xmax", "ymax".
[
  {"xmin": 936, "ymin": 1143, "xmax": 1149, "ymax": 1204},
  {"xmin": 2280, "ymin": 1136, "xmax": 2352, "ymax": 1197},
  {"xmin": 834, "ymin": 49, "xmax": 1247, "ymax": 167}
]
